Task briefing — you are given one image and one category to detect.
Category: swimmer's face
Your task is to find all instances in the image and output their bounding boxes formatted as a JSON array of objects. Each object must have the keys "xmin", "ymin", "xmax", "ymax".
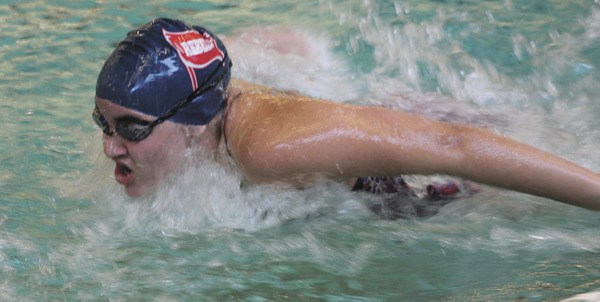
[{"xmin": 94, "ymin": 97, "xmax": 206, "ymax": 197}]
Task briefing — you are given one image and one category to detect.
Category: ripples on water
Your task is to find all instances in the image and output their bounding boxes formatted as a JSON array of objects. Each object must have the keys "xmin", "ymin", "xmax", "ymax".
[{"xmin": 0, "ymin": 0, "xmax": 599, "ymax": 301}]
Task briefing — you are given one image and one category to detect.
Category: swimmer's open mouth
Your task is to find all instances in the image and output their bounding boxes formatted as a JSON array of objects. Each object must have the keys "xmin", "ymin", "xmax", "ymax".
[
  {"xmin": 115, "ymin": 162, "xmax": 134, "ymax": 185},
  {"xmin": 119, "ymin": 164, "xmax": 132, "ymax": 175}
]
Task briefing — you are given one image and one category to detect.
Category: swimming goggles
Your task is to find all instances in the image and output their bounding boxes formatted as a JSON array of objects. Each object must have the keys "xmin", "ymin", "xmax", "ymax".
[{"xmin": 92, "ymin": 60, "xmax": 232, "ymax": 142}]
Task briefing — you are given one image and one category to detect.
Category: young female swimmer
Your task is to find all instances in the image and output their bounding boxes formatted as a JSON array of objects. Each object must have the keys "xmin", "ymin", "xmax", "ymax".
[{"xmin": 93, "ymin": 18, "xmax": 600, "ymax": 211}]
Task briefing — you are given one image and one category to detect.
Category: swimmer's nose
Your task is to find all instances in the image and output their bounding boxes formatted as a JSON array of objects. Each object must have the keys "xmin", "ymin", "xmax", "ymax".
[{"xmin": 103, "ymin": 135, "xmax": 128, "ymax": 159}]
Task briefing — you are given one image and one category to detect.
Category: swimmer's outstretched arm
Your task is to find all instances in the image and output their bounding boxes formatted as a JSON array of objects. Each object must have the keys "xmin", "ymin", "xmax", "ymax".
[{"xmin": 225, "ymin": 86, "xmax": 600, "ymax": 210}]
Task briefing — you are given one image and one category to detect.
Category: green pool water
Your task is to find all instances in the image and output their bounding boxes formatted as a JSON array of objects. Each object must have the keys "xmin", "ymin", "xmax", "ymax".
[{"xmin": 1, "ymin": 0, "xmax": 599, "ymax": 301}]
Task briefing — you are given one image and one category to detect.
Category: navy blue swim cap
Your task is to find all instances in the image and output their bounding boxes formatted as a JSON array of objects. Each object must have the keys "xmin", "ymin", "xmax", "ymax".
[{"xmin": 96, "ymin": 18, "xmax": 232, "ymax": 125}]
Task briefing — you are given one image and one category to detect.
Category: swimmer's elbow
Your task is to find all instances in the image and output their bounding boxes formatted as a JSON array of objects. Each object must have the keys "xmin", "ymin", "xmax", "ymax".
[{"xmin": 425, "ymin": 123, "xmax": 472, "ymax": 176}]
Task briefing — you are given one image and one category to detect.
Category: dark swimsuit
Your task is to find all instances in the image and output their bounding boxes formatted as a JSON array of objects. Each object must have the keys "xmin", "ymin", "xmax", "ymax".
[{"xmin": 352, "ymin": 176, "xmax": 466, "ymax": 219}]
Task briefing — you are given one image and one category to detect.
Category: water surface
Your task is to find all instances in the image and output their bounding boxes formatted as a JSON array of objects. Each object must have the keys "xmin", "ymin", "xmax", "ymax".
[{"xmin": 0, "ymin": 1, "xmax": 599, "ymax": 301}]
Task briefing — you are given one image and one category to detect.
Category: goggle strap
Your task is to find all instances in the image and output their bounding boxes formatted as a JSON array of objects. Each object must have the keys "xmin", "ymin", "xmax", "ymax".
[{"xmin": 149, "ymin": 57, "xmax": 232, "ymax": 128}]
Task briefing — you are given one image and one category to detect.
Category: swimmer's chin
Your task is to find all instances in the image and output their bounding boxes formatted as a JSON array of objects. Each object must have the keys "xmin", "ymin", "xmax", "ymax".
[{"xmin": 123, "ymin": 184, "xmax": 155, "ymax": 198}]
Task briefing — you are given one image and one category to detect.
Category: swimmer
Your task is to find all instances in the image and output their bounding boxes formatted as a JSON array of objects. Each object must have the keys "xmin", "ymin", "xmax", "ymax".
[{"xmin": 93, "ymin": 18, "xmax": 600, "ymax": 212}]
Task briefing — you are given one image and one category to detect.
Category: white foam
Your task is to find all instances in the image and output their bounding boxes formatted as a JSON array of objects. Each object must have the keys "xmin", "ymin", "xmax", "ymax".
[
  {"xmin": 66, "ymin": 136, "xmax": 356, "ymax": 233},
  {"xmin": 223, "ymin": 26, "xmax": 360, "ymax": 102}
]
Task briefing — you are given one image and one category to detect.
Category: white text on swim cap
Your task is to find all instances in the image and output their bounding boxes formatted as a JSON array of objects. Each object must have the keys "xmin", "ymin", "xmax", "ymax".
[{"xmin": 181, "ymin": 38, "xmax": 215, "ymax": 57}]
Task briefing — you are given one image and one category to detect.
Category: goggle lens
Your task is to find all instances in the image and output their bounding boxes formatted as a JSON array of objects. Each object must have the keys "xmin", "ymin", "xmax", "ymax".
[
  {"xmin": 92, "ymin": 106, "xmax": 111, "ymax": 135},
  {"xmin": 92, "ymin": 106, "xmax": 153, "ymax": 142},
  {"xmin": 114, "ymin": 117, "xmax": 152, "ymax": 141}
]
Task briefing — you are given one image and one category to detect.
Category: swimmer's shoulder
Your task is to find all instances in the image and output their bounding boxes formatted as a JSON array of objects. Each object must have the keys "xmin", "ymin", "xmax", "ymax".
[
  {"xmin": 228, "ymin": 78, "xmax": 312, "ymax": 101},
  {"xmin": 228, "ymin": 79, "xmax": 271, "ymax": 96},
  {"xmin": 223, "ymin": 80, "xmax": 327, "ymax": 171},
  {"xmin": 226, "ymin": 79, "xmax": 293, "ymax": 128},
  {"xmin": 223, "ymin": 80, "xmax": 278, "ymax": 154},
  {"xmin": 227, "ymin": 79, "xmax": 338, "ymax": 127},
  {"xmin": 226, "ymin": 79, "xmax": 274, "ymax": 119}
]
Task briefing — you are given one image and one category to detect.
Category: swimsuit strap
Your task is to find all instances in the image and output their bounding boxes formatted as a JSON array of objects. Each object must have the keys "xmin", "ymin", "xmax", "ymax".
[{"xmin": 220, "ymin": 92, "xmax": 241, "ymax": 157}]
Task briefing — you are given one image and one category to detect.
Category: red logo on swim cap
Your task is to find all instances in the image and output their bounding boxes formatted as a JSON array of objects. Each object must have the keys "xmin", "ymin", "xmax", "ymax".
[{"xmin": 163, "ymin": 29, "xmax": 225, "ymax": 89}]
